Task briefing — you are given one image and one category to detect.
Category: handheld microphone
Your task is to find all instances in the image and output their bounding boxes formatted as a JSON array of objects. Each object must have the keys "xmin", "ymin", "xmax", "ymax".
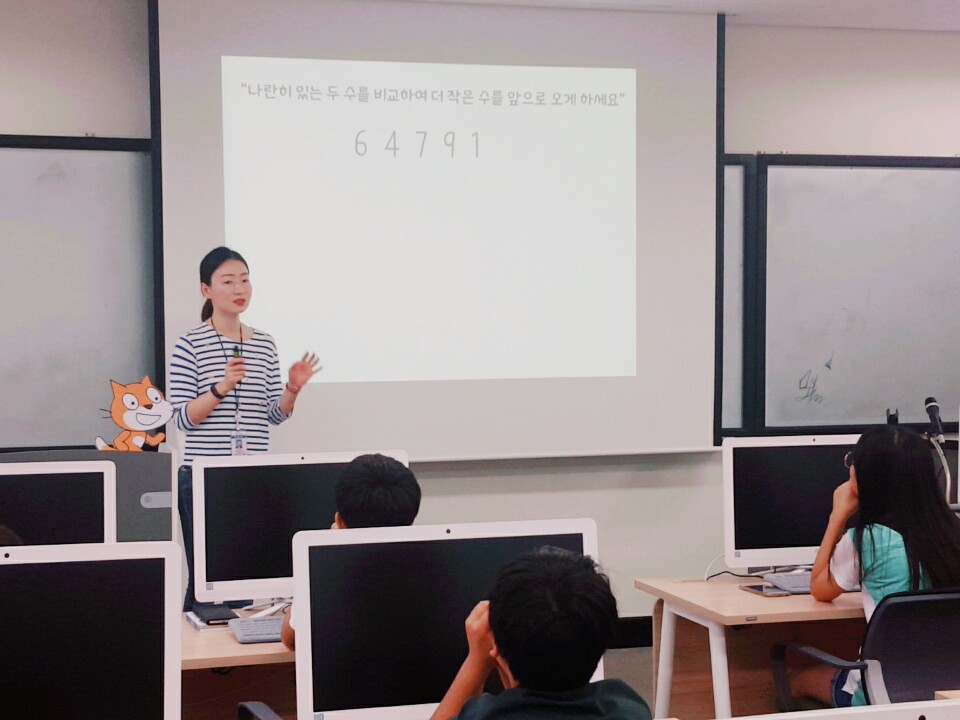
[
  {"xmin": 925, "ymin": 397, "xmax": 945, "ymax": 442},
  {"xmin": 233, "ymin": 347, "xmax": 243, "ymax": 388}
]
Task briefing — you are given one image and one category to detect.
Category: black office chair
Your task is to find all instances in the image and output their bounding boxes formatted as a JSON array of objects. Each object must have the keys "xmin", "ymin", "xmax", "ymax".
[
  {"xmin": 237, "ymin": 701, "xmax": 283, "ymax": 720},
  {"xmin": 773, "ymin": 588, "xmax": 960, "ymax": 709}
]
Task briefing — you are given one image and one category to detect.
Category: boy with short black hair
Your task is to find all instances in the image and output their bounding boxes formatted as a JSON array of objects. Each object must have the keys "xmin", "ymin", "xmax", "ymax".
[
  {"xmin": 331, "ymin": 452, "xmax": 421, "ymax": 529},
  {"xmin": 281, "ymin": 453, "xmax": 421, "ymax": 648},
  {"xmin": 432, "ymin": 547, "xmax": 651, "ymax": 720}
]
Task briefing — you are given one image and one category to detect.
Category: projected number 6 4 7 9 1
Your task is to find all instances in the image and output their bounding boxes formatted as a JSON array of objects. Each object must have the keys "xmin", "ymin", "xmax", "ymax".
[{"xmin": 354, "ymin": 130, "xmax": 479, "ymax": 158}]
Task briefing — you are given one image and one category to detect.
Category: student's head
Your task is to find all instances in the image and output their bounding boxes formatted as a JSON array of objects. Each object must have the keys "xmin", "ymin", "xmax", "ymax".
[
  {"xmin": 488, "ymin": 547, "xmax": 617, "ymax": 692},
  {"xmin": 849, "ymin": 425, "xmax": 960, "ymax": 589},
  {"xmin": 199, "ymin": 246, "xmax": 250, "ymax": 321},
  {"xmin": 850, "ymin": 425, "xmax": 940, "ymax": 527},
  {"xmin": 333, "ymin": 454, "xmax": 421, "ymax": 529},
  {"xmin": 0, "ymin": 524, "xmax": 24, "ymax": 546}
]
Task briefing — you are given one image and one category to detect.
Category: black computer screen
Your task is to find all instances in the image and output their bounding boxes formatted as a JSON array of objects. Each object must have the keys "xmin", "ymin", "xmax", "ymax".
[
  {"xmin": 203, "ymin": 462, "xmax": 344, "ymax": 582},
  {"xmin": 307, "ymin": 533, "xmax": 585, "ymax": 712},
  {"xmin": 733, "ymin": 444, "xmax": 854, "ymax": 551},
  {"xmin": 0, "ymin": 471, "xmax": 105, "ymax": 545},
  {"xmin": 0, "ymin": 558, "xmax": 165, "ymax": 719}
]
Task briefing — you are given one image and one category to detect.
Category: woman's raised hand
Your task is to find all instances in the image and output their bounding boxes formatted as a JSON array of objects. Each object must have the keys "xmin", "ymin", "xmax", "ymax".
[{"xmin": 288, "ymin": 352, "xmax": 321, "ymax": 390}]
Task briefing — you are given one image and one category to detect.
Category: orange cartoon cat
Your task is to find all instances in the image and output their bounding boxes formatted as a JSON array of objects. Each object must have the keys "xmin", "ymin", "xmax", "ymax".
[{"xmin": 95, "ymin": 376, "xmax": 173, "ymax": 452}]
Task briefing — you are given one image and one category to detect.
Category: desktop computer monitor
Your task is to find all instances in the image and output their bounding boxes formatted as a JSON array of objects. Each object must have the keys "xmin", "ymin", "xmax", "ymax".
[
  {"xmin": 0, "ymin": 541, "xmax": 182, "ymax": 719},
  {"xmin": 193, "ymin": 451, "xmax": 409, "ymax": 603},
  {"xmin": 0, "ymin": 461, "xmax": 117, "ymax": 544},
  {"xmin": 291, "ymin": 518, "xmax": 600, "ymax": 720},
  {"xmin": 723, "ymin": 435, "xmax": 861, "ymax": 569}
]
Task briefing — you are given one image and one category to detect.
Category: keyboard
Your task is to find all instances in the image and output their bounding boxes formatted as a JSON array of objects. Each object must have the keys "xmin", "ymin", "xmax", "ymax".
[
  {"xmin": 228, "ymin": 616, "xmax": 284, "ymax": 644},
  {"xmin": 763, "ymin": 570, "xmax": 812, "ymax": 595}
]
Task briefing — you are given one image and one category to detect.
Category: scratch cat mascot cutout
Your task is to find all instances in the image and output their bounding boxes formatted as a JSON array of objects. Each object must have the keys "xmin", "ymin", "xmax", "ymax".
[{"xmin": 95, "ymin": 376, "xmax": 173, "ymax": 452}]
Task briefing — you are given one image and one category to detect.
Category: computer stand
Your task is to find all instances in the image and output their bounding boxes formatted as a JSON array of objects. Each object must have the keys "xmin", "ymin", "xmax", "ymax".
[
  {"xmin": 747, "ymin": 565, "xmax": 812, "ymax": 575},
  {"xmin": 244, "ymin": 598, "xmax": 291, "ymax": 618}
]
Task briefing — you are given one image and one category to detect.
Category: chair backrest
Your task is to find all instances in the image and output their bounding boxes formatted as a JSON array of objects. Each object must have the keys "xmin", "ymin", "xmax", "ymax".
[{"xmin": 861, "ymin": 589, "xmax": 960, "ymax": 703}]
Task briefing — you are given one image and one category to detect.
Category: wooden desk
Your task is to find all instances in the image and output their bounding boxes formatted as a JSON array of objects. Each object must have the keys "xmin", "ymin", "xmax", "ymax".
[
  {"xmin": 181, "ymin": 614, "xmax": 294, "ymax": 670},
  {"xmin": 181, "ymin": 615, "xmax": 296, "ymax": 720},
  {"xmin": 636, "ymin": 578, "xmax": 866, "ymax": 720}
]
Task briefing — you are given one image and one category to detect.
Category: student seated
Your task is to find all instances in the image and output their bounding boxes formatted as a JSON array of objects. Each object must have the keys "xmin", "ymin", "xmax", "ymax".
[
  {"xmin": 0, "ymin": 524, "xmax": 24, "ymax": 546},
  {"xmin": 791, "ymin": 426, "xmax": 960, "ymax": 707},
  {"xmin": 281, "ymin": 453, "xmax": 421, "ymax": 649},
  {"xmin": 431, "ymin": 547, "xmax": 652, "ymax": 720}
]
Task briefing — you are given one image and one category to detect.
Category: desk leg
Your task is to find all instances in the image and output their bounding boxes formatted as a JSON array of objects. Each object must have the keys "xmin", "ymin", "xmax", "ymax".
[
  {"xmin": 648, "ymin": 601, "xmax": 863, "ymax": 719},
  {"xmin": 654, "ymin": 603, "xmax": 677, "ymax": 719},
  {"xmin": 666, "ymin": 605, "xmax": 733, "ymax": 720},
  {"xmin": 707, "ymin": 621, "xmax": 732, "ymax": 719}
]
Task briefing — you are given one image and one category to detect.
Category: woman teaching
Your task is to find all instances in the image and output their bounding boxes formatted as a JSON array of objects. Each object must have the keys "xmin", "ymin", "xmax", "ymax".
[{"xmin": 170, "ymin": 246, "xmax": 320, "ymax": 610}]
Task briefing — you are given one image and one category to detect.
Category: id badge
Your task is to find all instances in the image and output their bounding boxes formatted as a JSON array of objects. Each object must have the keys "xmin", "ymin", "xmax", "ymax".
[{"xmin": 230, "ymin": 430, "xmax": 249, "ymax": 456}]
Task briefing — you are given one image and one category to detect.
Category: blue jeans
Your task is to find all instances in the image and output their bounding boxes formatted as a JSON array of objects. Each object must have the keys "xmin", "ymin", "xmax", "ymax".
[
  {"xmin": 178, "ymin": 465, "xmax": 197, "ymax": 611},
  {"xmin": 178, "ymin": 464, "xmax": 250, "ymax": 612},
  {"xmin": 833, "ymin": 669, "xmax": 854, "ymax": 708}
]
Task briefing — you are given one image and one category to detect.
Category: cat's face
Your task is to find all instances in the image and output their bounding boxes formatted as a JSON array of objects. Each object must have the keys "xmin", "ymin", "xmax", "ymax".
[{"xmin": 109, "ymin": 376, "xmax": 173, "ymax": 431}]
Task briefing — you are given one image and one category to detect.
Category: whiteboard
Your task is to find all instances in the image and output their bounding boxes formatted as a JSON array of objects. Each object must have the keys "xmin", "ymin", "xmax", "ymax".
[
  {"xmin": 764, "ymin": 164, "xmax": 960, "ymax": 427},
  {"xmin": 0, "ymin": 148, "xmax": 154, "ymax": 448},
  {"xmin": 159, "ymin": 0, "xmax": 718, "ymax": 460}
]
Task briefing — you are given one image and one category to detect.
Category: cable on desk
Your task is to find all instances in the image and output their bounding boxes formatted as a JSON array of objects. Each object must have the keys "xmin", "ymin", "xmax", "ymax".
[
  {"xmin": 703, "ymin": 553, "xmax": 759, "ymax": 581},
  {"xmin": 705, "ymin": 570, "xmax": 758, "ymax": 582},
  {"xmin": 702, "ymin": 552, "xmax": 725, "ymax": 580}
]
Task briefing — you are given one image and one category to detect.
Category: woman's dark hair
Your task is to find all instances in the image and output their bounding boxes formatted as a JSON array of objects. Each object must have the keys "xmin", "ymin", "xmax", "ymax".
[
  {"xmin": 199, "ymin": 246, "xmax": 248, "ymax": 321},
  {"xmin": 851, "ymin": 425, "xmax": 960, "ymax": 589}
]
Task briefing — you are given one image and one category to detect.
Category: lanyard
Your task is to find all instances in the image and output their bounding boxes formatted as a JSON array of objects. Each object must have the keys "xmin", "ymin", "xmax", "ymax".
[{"xmin": 210, "ymin": 320, "xmax": 244, "ymax": 429}]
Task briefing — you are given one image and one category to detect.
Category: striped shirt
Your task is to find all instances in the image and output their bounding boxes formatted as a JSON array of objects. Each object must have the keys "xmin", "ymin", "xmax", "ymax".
[{"xmin": 169, "ymin": 324, "xmax": 288, "ymax": 463}]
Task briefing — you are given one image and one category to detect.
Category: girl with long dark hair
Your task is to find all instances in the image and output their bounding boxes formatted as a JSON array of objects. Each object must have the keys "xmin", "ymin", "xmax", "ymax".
[{"xmin": 793, "ymin": 425, "xmax": 960, "ymax": 706}]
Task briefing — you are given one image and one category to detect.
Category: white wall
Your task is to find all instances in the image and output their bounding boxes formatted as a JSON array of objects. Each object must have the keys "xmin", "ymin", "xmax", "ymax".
[
  {"xmin": 159, "ymin": 0, "xmax": 719, "ymax": 460},
  {"xmin": 414, "ymin": 451, "xmax": 723, "ymax": 616},
  {"xmin": 156, "ymin": 0, "xmax": 726, "ymax": 617},
  {"xmin": 6, "ymin": 11, "xmax": 955, "ymax": 619},
  {"xmin": 1, "ymin": 0, "xmax": 729, "ymax": 620},
  {"xmin": 0, "ymin": 0, "xmax": 149, "ymax": 137},
  {"xmin": 726, "ymin": 25, "xmax": 960, "ymax": 156},
  {"xmin": 0, "ymin": 0, "xmax": 155, "ymax": 448},
  {"xmin": 220, "ymin": 14, "xmax": 957, "ymax": 617}
]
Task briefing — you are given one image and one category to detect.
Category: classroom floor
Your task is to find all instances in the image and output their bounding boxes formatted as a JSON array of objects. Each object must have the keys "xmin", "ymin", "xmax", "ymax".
[{"xmin": 604, "ymin": 646, "xmax": 654, "ymax": 703}]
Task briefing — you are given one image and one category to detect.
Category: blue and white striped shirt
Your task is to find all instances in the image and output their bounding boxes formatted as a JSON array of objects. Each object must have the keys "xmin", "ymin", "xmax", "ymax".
[{"xmin": 169, "ymin": 324, "xmax": 288, "ymax": 463}]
